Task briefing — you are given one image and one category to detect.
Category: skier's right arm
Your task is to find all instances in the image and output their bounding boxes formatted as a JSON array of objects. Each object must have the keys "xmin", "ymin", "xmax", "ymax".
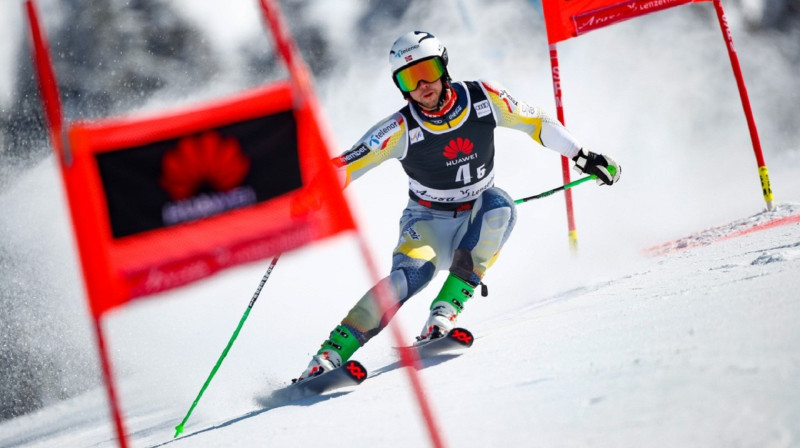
[
  {"xmin": 332, "ymin": 112, "xmax": 408, "ymax": 188},
  {"xmin": 291, "ymin": 114, "xmax": 407, "ymax": 217}
]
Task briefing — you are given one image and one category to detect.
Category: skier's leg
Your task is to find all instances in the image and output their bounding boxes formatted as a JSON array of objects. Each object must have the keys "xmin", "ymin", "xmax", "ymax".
[
  {"xmin": 451, "ymin": 187, "xmax": 517, "ymax": 283},
  {"xmin": 419, "ymin": 274, "xmax": 476, "ymax": 340},
  {"xmin": 334, "ymin": 205, "xmax": 458, "ymax": 346},
  {"xmin": 296, "ymin": 267, "xmax": 435, "ymax": 382},
  {"xmin": 338, "ymin": 258, "xmax": 434, "ymax": 342},
  {"xmin": 420, "ymin": 187, "xmax": 517, "ymax": 339},
  {"xmin": 296, "ymin": 203, "xmax": 453, "ymax": 380}
]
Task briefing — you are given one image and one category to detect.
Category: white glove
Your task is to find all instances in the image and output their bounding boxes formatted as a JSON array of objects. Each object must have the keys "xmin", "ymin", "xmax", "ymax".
[{"xmin": 572, "ymin": 148, "xmax": 621, "ymax": 186}]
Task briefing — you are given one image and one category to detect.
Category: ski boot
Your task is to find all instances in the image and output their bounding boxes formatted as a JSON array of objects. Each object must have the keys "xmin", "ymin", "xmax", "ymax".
[
  {"xmin": 417, "ymin": 274, "xmax": 475, "ymax": 343},
  {"xmin": 294, "ymin": 324, "xmax": 360, "ymax": 383}
]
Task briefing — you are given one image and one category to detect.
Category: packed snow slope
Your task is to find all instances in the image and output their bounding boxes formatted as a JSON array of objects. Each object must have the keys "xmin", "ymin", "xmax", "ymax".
[
  {"xmin": 1, "ymin": 204, "xmax": 799, "ymax": 448},
  {"xmin": 2, "ymin": 0, "xmax": 800, "ymax": 447}
]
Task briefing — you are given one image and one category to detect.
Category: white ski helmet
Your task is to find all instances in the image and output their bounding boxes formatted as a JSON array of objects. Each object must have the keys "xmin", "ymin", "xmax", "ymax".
[{"xmin": 389, "ymin": 31, "xmax": 450, "ymax": 97}]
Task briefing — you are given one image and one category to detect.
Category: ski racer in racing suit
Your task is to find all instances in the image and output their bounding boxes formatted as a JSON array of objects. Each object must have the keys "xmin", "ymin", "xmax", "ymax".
[{"xmin": 295, "ymin": 31, "xmax": 621, "ymax": 382}]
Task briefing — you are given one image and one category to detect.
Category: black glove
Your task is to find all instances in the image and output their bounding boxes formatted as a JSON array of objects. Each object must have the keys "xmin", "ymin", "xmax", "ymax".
[{"xmin": 572, "ymin": 148, "xmax": 621, "ymax": 186}]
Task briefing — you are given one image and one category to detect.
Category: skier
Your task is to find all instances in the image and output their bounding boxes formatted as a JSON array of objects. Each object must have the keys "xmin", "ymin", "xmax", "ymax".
[{"xmin": 295, "ymin": 31, "xmax": 621, "ymax": 382}]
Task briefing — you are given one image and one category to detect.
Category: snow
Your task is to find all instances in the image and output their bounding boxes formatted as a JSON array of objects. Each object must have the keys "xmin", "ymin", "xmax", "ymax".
[
  {"xmin": 1, "ymin": 209, "xmax": 799, "ymax": 447},
  {"xmin": 2, "ymin": 1, "xmax": 800, "ymax": 447}
]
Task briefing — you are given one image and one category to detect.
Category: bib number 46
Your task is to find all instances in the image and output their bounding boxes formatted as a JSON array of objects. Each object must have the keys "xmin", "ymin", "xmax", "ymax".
[{"xmin": 455, "ymin": 163, "xmax": 486, "ymax": 185}]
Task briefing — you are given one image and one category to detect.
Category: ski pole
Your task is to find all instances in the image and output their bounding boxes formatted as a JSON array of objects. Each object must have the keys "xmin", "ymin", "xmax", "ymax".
[
  {"xmin": 514, "ymin": 175, "xmax": 595, "ymax": 204},
  {"xmin": 514, "ymin": 163, "xmax": 618, "ymax": 205},
  {"xmin": 174, "ymin": 253, "xmax": 281, "ymax": 438}
]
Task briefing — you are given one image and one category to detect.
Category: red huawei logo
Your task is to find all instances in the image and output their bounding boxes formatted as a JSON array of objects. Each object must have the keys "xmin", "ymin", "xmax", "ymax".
[
  {"xmin": 443, "ymin": 137, "xmax": 473, "ymax": 160},
  {"xmin": 160, "ymin": 131, "xmax": 250, "ymax": 201}
]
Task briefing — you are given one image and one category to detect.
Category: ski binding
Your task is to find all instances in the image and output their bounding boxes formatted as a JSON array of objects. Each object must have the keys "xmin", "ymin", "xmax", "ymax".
[{"xmin": 401, "ymin": 327, "xmax": 474, "ymax": 358}]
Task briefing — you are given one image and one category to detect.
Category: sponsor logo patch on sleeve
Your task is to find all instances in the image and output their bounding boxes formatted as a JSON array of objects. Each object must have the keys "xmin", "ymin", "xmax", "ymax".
[
  {"xmin": 367, "ymin": 118, "xmax": 402, "ymax": 150},
  {"xmin": 337, "ymin": 143, "xmax": 370, "ymax": 166},
  {"xmin": 498, "ymin": 89, "xmax": 519, "ymax": 113},
  {"xmin": 519, "ymin": 103, "xmax": 539, "ymax": 118}
]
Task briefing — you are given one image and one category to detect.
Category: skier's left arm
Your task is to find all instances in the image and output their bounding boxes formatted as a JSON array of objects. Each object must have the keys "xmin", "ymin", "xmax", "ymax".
[{"xmin": 478, "ymin": 80, "xmax": 621, "ymax": 185}]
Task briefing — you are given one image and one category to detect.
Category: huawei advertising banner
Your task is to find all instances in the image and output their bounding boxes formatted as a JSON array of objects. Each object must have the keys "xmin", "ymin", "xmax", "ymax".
[{"xmin": 66, "ymin": 82, "xmax": 354, "ymax": 317}]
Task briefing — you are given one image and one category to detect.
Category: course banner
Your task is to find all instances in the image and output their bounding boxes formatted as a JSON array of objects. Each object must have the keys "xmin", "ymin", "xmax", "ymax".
[
  {"xmin": 66, "ymin": 82, "xmax": 354, "ymax": 316},
  {"xmin": 542, "ymin": 0, "xmax": 709, "ymax": 44}
]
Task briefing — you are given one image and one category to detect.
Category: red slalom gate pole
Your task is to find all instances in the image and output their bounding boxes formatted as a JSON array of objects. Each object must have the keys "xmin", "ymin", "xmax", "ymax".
[
  {"xmin": 24, "ymin": 0, "xmax": 69, "ymax": 166},
  {"xmin": 356, "ymin": 236, "xmax": 447, "ymax": 448},
  {"xmin": 549, "ymin": 43, "xmax": 580, "ymax": 252},
  {"xmin": 258, "ymin": 1, "xmax": 448, "ymax": 446},
  {"xmin": 711, "ymin": 0, "xmax": 774, "ymax": 210},
  {"xmin": 93, "ymin": 317, "xmax": 130, "ymax": 448},
  {"xmin": 26, "ymin": 2, "xmax": 129, "ymax": 446}
]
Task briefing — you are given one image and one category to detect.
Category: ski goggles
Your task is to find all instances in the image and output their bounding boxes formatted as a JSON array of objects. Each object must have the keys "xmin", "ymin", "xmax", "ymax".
[{"xmin": 394, "ymin": 57, "xmax": 445, "ymax": 92}]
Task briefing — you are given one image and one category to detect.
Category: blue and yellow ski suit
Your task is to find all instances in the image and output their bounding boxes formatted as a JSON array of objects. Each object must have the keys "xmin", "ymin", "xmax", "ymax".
[{"xmin": 330, "ymin": 79, "xmax": 582, "ymax": 345}]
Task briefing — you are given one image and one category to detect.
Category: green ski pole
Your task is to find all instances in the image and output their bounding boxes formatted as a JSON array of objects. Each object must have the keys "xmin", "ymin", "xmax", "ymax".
[
  {"xmin": 514, "ymin": 164, "xmax": 617, "ymax": 205},
  {"xmin": 514, "ymin": 175, "xmax": 595, "ymax": 204},
  {"xmin": 174, "ymin": 253, "xmax": 281, "ymax": 438}
]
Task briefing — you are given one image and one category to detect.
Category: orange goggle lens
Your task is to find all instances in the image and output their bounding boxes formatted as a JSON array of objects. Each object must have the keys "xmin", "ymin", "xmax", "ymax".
[{"xmin": 395, "ymin": 58, "xmax": 445, "ymax": 92}]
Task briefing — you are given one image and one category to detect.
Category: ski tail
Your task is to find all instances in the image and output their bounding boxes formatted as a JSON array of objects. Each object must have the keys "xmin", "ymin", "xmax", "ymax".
[
  {"xmin": 256, "ymin": 360, "xmax": 368, "ymax": 407},
  {"xmin": 408, "ymin": 327, "xmax": 474, "ymax": 358}
]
